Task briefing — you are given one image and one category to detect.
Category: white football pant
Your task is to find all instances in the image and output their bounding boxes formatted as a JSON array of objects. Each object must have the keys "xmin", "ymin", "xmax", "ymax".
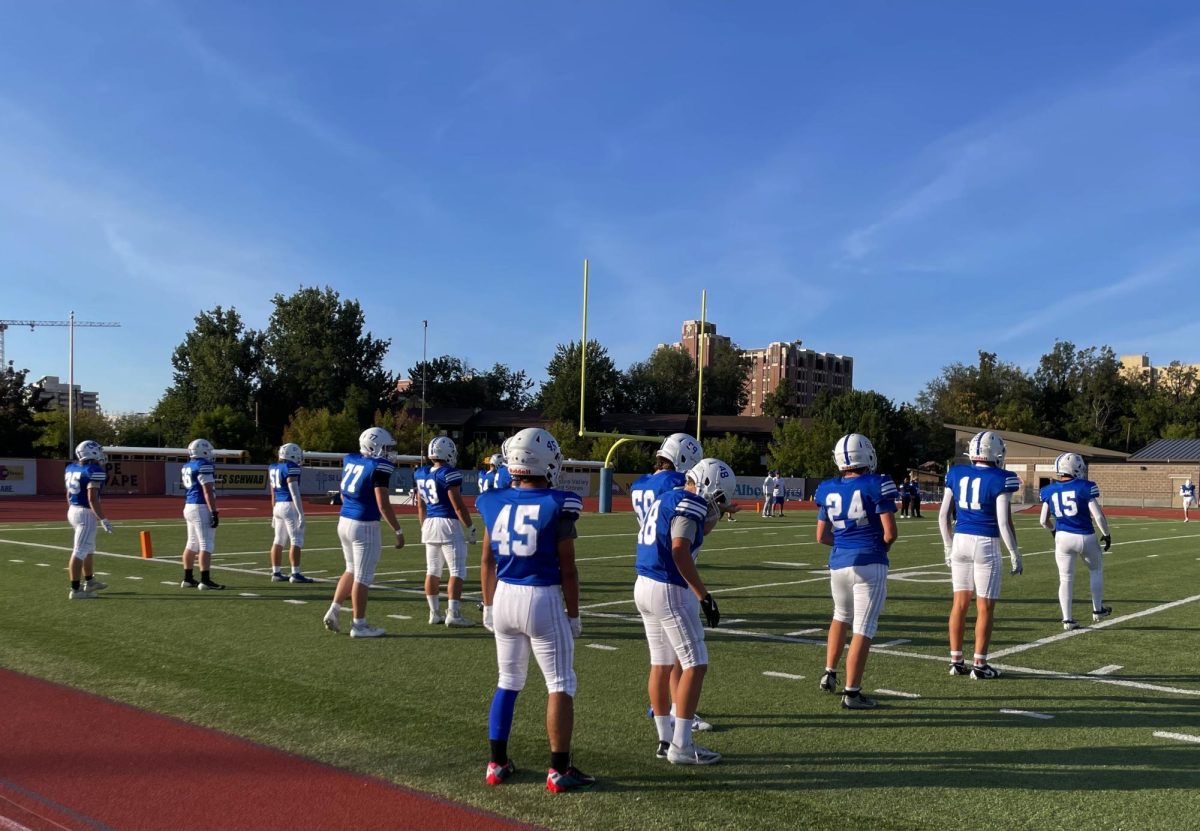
[
  {"xmin": 272, "ymin": 502, "xmax": 306, "ymax": 547},
  {"xmin": 950, "ymin": 533, "xmax": 1002, "ymax": 600},
  {"xmin": 68, "ymin": 505, "xmax": 97, "ymax": 560},
  {"xmin": 337, "ymin": 517, "xmax": 382, "ymax": 584},
  {"xmin": 829, "ymin": 562, "xmax": 888, "ymax": 639},
  {"xmin": 183, "ymin": 503, "xmax": 216, "ymax": 554},
  {"xmin": 492, "ymin": 582, "xmax": 577, "ymax": 695},
  {"xmin": 1054, "ymin": 530, "xmax": 1104, "ymax": 622},
  {"xmin": 634, "ymin": 575, "xmax": 708, "ymax": 670}
]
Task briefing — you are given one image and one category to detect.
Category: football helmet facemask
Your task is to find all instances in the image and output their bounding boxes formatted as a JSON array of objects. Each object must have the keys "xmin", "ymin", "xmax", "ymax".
[
  {"xmin": 687, "ymin": 458, "xmax": 735, "ymax": 507},
  {"xmin": 75, "ymin": 440, "xmax": 104, "ymax": 463}
]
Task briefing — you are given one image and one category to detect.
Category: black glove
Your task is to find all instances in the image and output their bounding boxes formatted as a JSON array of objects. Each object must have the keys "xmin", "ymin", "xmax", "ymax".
[
  {"xmin": 700, "ymin": 593, "xmax": 720, "ymax": 628},
  {"xmin": 1102, "ymin": 534, "xmax": 1111, "ymax": 552},
  {"xmin": 210, "ymin": 511, "xmax": 220, "ymax": 528},
  {"xmin": 1049, "ymin": 527, "xmax": 1056, "ymax": 538}
]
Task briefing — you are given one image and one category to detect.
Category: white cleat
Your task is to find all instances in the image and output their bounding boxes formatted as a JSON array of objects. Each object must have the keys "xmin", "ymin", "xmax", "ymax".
[
  {"xmin": 323, "ymin": 609, "xmax": 340, "ymax": 633},
  {"xmin": 82, "ymin": 579, "xmax": 108, "ymax": 592},
  {"xmin": 445, "ymin": 614, "xmax": 475, "ymax": 628},
  {"xmin": 428, "ymin": 611, "xmax": 444, "ymax": 625},
  {"xmin": 350, "ymin": 623, "xmax": 386, "ymax": 638},
  {"xmin": 691, "ymin": 715, "xmax": 714, "ymax": 732},
  {"xmin": 68, "ymin": 589, "xmax": 98, "ymax": 600},
  {"xmin": 666, "ymin": 743, "xmax": 722, "ymax": 765}
]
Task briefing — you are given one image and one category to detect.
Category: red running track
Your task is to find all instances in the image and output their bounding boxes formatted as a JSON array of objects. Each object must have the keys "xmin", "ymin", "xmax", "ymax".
[{"xmin": 0, "ymin": 669, "xmax": 538, "ymax": 831}]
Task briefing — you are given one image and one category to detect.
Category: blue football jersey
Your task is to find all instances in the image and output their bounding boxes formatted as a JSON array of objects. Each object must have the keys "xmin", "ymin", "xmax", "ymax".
[
  {"xmin": 815, "ymin": 473, "xmax": 898, "ymax": 569},
  {"xmin": 477, "ymin": 487, "xmax": 582, "ymax": 586},
  {"xmin": 493, "ymin": 466, "xmax": 512, "ymax": 490},
  {"xmin": 414, "ymin": 464, "xmax": 463, "ymax": 519},
  {"xmin": 945, "ymin": 464, "xmax": 1020, "ymax": 537},
  {"xmin": 65, "ymin": 462, "xmax": 106, "ymax": 509},
  {"xmin": 339, "ymin": 453, "xmax": 394, "ymax": 522},
  {"xmin": 478, "ymin": 470, "xmax": 491, "ymax": 492},
  {"xmin": 630, "ymin": 469, "xmax": 687, "ymax": 526},
  {"xmin": 269, "ymin": 461, "xmax": 301, "ymax": 503},
  {"xmin": 1182, "ymin": 483, "xmax": 1196, "ymax": 499},
  {"xmin": 181, "ymin": 458, "xmax": 215, "ymax": 505},
  {"xmin": 635, "ymin": 488, "xmax": 710, "ymax": 588},
  {"xmin": 1040, "ymin": 478, "xmax": 1101, "ymax": 535}
]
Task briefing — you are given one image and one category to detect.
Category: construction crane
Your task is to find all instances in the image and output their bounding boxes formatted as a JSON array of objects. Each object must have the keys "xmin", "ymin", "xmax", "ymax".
[{"xmin": 0, "ymin": 314, "xmax": 122, "ymax": 452}]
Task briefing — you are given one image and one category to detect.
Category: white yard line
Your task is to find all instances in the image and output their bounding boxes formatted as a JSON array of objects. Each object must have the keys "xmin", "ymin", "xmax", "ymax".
[
  {"xmin": 283, "ymin": 599, "xmax": 307, "ymax": 605},
  {"xmin": 1089, "ymin": 665, "xmax": 1123, "ymax": 676},
  {"xmin": 875, "ymin": 689, "xmax": 921, "ymax": 699},
  {"xmin": 763, "ymin": 671, "xmax": 804, "ymax": 680},
  {"xmin": 786, "ymin": 628, "xmax": 824, "ymax": 637},
  {"xmin": 1000, "ymin": 709, "xmax": 1054, "ymax": 720},
  {"xmin": 586, "ymin": 644, "xmax": 618, "ymax": 651},
  {"xmin": 1154, "ymin": 731, "xmax": 1200, "ymax": 744},
  {"xmin": 875, "ymin": 639, "xmax": 911, "ymax": 648}
]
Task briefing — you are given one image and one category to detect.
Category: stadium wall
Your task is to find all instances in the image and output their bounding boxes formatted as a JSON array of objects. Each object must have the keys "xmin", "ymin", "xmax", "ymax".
[{"xmin": 1088, "ymin": 462, "xmax": 1200, "ymax": 508}]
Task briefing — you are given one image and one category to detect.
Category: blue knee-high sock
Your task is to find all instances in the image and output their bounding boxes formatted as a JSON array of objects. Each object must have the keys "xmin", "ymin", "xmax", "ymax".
[{"xmin": 489, "ymin": 688, "xmax": 519, "ymax": 741}]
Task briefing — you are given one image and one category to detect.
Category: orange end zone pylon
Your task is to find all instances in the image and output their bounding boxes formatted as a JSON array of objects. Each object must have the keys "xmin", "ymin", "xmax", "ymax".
[{"xmin": 139, "ymin": 530, "xmax": 153, "ymax": 559}]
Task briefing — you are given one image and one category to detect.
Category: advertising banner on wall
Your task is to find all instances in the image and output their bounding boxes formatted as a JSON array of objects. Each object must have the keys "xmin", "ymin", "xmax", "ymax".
[
  {"xmin": 0, "ymin": 459, "xmax": 37, "ymax": 496},
  {"xmin": 166, "ymin": 464, "xmax": 269, "ymax": 496}
]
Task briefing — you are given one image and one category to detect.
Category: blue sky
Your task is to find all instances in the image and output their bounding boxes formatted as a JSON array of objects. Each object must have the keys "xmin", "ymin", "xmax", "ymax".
[{"xmin": 4, "ymin": 1, "xmax": 1199, "ymax": 414}]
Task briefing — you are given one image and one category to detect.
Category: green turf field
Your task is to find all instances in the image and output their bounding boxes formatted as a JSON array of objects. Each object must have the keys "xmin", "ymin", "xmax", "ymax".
[{"xmin": 2, "ymin": 508, "xmax": 1199, "ymax": 830}]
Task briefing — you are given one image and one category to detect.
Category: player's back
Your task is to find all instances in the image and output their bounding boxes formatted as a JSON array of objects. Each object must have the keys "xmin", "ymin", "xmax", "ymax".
[
  {"xmin": 339, "ymin": 452, "xmax": 393, "ymax": 522},
  {"xmin": 635, "ymin": 488, "xmax": 709, "ymax": 587},
  {"xmin": 415, "ymin": 464, "xmax": 462, "ymax": 519},
  {"xmin": 65, "ymin": 462, "xmax": 105, "ymax": 508},
  {"xmin": 270, "ymin": 461, "xmax": 300, "ymax": 502},
  {"xmin": 946, "ymin": 463, "xmax": 1019, "ymax": 537},
  {"xmin": 478, "ymin": 487, "xmax": 581, "ymax": 586},
  {"xmin": 630, "ymin": 469, "xmax": 687, "ymax": 525},
  {"xmin": 1040, "ymin": 478, "xmax": 1099, "ymax": 535},
  {"xmin": 182, "ymin": 458, "xmax": 213, "ymax": 504},
  {"xmin": 815, "ymin": 473, "xmax": 897, "ymax": 566}
]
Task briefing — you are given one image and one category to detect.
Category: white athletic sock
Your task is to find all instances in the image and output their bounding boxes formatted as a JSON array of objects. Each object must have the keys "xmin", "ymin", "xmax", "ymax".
[
  {"xmin": 353, "ymin": 617, "xmax": 365, "ymax": 627},
  {"xmin": 292, "ymin": 566, "xmax": 301, "ymax": 575},
  {"xmin": 426, "ymin": 594, "xmax": 440, "ymax": 614},
  {"xmin": 950, "ymin": 650, "xmax": 963, "ymax": 662},
  {"xmin": 328, "ymin": 602, "xmax": 341, "ymax": 615},
  {"xmin": 672, "ymin": 713, "xmax": 694, "ymax": 749},
  {"xmin": 449, "ymin": 599, "xmax": 461, "ymax": 616},
  {"xmin": 654, "ymin": 715, "xmax": 673, "ymax": 743},
  {"xmin": 974, "ymin": 653, "xmax": 987, "ymax": 665}
]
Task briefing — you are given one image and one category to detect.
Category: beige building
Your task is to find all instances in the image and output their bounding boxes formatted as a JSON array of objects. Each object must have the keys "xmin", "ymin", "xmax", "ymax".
[
  {"xmin": 1119, "ymin": 354, "xmax": 1200, "ymax": 390},
  {"xmin": 36, "ymin": 375, "xmax": 99, "ymax": 412}
]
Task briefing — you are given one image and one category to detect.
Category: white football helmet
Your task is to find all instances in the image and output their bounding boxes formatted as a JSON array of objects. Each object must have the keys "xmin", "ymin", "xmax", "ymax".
[
  {"xmin": 1187, "ymin": 479, "xmax": 1193, "ymax": 487},
  {"xmin": 75, "ymin": 440, "xmax": 104, "ymax": 463},
  {"xmin": 489, "ymin": 453, "xmax": 504, "ymax": 468},
  {"xmin": 687, "ymin": 458, "xmax": 735, "ymax": 506},
  {"xmin": 833, "ymin": 433, "xmax": 877, "ymax": 472},
  {"xmin": 504, "ymin": 428, "xmax": 563, "ymax": 485},
  {"xmin": 278, "ymin": 443, "xmax": 303, "ymax": 465},
  {"xmin": 966, "ymin": 430, "xmax": 1006, "ymax": 465},
  {"xmin": 657, "ymin": 433, "xmax": 704, "ymax": 471},
  {"xmin": 1054, "ymin": 452, "xmax": 1086, "ymax": 479},
  {"xmin": 428, "ymin": 436, "xmax": 458, "ymax": 466},
  {"xmin": 188, "ymin": 438, "xmax": 215, "ymax": 461},
  {"xmin": 359, "ymin": 427, "xmax": 395, "ymax": 459}
]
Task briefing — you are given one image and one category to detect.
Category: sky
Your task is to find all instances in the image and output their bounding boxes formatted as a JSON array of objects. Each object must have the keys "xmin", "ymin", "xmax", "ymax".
[{"xmin": 3, "ymin": 1, "xmax": 1200, "ymax": 414}]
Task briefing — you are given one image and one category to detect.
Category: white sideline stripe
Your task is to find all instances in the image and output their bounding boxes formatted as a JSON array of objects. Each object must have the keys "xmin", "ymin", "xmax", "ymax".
[
  {"xmin": 764, "ymin": 561, "xmax": 809, "ymax": 567},
  {"xmin": 239, "ymin": 592, "xmax": 260, "ymax": 597},
  {"xmin": 1154, "ymin": 731, "xmax": 1200, "ymax": 744},
  {"xmin": 875, "ymin": 639, "xmax": 911, "ymax": 648},
  {"xmin": 125, "ymin": 576, "xmax": 143, "ymax": 580},
  {"xmin": 763, "ymin": 671, "xmax": 804, "ymax": 680},
  {"xmin": 387, "ymin": 614, "xmax": 412, "ymax": 620},
  {"xmin": 96, "ymin": 572, "xmax": 110, "ymax": 575},
  {"xmin": 0, "ymin": 814, "xmax": 35, "ymax": 831},
  {"xmin": 1147, "ymin": 554, "xmax": 1159, "ymax": 558},
  {"xmin": 586, "ymin": 643, "xmax": 618, "ymax": 651},
  {"xmin": 1090, "ymin": 665, "xmax": 1123, "ymax": 676},
  {"xmin": 161, "ymin": 580, "xmax": 176, "ymax": 585},
  {"xmin": 875, "ymin": 689, "xmax": 920, "ymax": 699},
  {"xmin": 786, "ymin": 628, "xmax": 823, "ymax": 637},
  {"xmin": 723, "ymin": 618, "xmax": 747, "ymax": 624},
  {"xmin": 220, "ymin": 561, "xmax": 259, "ymax": 567},
  {"xmin": 283, "ymin": 599, "xmax": 307, "ymax": 605},
  {"xmin": 1001, "ymin": 709, "xmax": 1054, "ymax": 720},
  {"xmin": 989, "ymin": 594, "xmax": 1200, "ymax": 659},
  {"xmin": 34, "ymin": 563, "xmax": 49, "ymax": 567},
  {"xmin": 213, "ymin": 547, "xmax": 343, "ymax": 557},
  {"xmin": 8, "ymin": 559, "xmax": 23, "ymax": 563}
]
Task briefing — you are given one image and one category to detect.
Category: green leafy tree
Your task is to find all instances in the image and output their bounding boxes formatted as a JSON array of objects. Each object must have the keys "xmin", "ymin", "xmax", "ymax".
[
  {"xmin": 704, "ymin": 432, "xmax": 761, "ymax": 475},
  {"xmin": 188, "ymin": 404, "xmax": 257, "ymax": 451},
  {"xmin": 542, "ymin": 420, "xmax": 593, "ymax": 461},
  {"xmin": 408, "ymin": 357, "xmax": 534, "ymax": 410},
  {"xmin": 623, "ymin": 346, "xmax": 696, "ymax": 415},
  {"xmin": 768, "ymin": 416, "xmax": 842, "ymax": 478},
  {"xmin": 374, "ymin": 408, "xmax": 442, "ymax": 458},
  {"xmin": 0, "ymin": 365, "xmax": 49, "ymax": 456},
  {"xmin": 110, "ymin": 413, "xmax": 160, "ymax": 447},
  {"xmin": 282, "ymin": 407, "xmax": 363, "ymax": 454},
  {"xmin": 166, "ymin": 306, "xmax": 263, "ymax": 415},
  {"xmin": 916, "ymin": 351, "xmax": 1039, "ymax": 433},
  {"xmin": 538, "ymin": 341, "xmax": 623, "ymax": 426},
  {"xmin": 702, "ymin": 339, "xmax": 751, "ymax": 416},
  {"xmin": 261, "ymin": 286, "xmax": 396, "ymax": 437},
  {"xmin": 33, "ymin": 409, "xmax": 116, "ymax": 458},
  {"xmin": 761, "ymin": 383, "xmax": 798, "ymax": 418},
  {"xmin": 589, "ymin": 432, "xmax": 655, "ymax": 472}
]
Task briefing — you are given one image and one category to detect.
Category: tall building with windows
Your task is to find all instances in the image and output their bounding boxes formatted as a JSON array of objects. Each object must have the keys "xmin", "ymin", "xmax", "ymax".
[
  {"xmin": 36, "ymin": 375, "xmax": 100, "ymax": 412},
  {"xmin": 668, "ymin": 322, "xmax": 853, "ymax": 416}
]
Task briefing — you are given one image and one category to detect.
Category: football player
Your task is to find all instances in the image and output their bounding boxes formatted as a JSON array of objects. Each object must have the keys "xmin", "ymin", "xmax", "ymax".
[
  {"xmin": 477, "ymin": 427, "xmax": 594, "ymax": 793},
  {"xmin": 909, "ymin": 479, "xmax": 923, "ymax": 518},
  {"xmin": 1180, "ymin": 479, "xmax": 1196, "ymax": 522},
  {"xmin": 630, "ymin": 434, "xmax": 717, "ymax": 736},
  {"xmin": 634, "ymin": 457, "xmax": 732, "ymax": 765},
  {"xmin": 761, "ymin": 471, "xmax": 774, "ymax": 517},
  {"xmin": 180, "ymin": 438, "xmax": 223, "ymax": 591},
  {"xmin": 267, "ymin": 443, "xmax": 312, "ymax": 583},
  {"xmin": 322, "ymin": 427, "xmax": 405, "ymax": 638},
  {"xmin": 815, "ymin": 434, "xmax": 898, "ymax": 709},
  {"xmin": 479, "ymin": 453, "xmax": 511, "ymax": 493},
  {"xmin": 1040, "ymin": 453, "xmax": 1112, "ymax": 629},
  {"xmin": 899, "ymin": 476, "xmax": 912, "ymax": 518},
  {"xmin": 939, "ymin": 430, "xmax": 1022, "ymax": 679},
  {"xmin": 65, "ymin": 440, "xmax": 113, "ymax": 599},
  {"xmin": 415, "ymin": 436, "xmax": 476, "ymax": 627}
]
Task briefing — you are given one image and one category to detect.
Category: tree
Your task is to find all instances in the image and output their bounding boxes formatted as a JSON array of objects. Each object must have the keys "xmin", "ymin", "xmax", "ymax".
[
  {"xmin": 623, "ymin": 346, "xmax": 696, "ymax": 415},
  {"xmin": 761, "ymin": 383, "xmax": 798, "ymax": 418},
  {"xmin": 916, "ymin": 351, "xmax": 1039, "ymax": 434},
  {"xmin": 0, "ymin": 365, "xmax": 49, "ymax": 456},
  {"xmin": 166, "ymin": 306, "xmax": 263, "ymax": 415},
  {"xmin": 373, "ymin": 408, "xmax": 442, "ymax": 458},
  {"xmin": 767, "ymin": 416, "xmax": 842, "ymax": 478},
  {"xmin": 702, "ymin": 339, "xmax": 751, "ymax": 416},
  {"xmin": 538, "ymin": 341, "xmax": 623, "ymax": 426},
  {"xmin": 282, "ymin": 407, "xmax": 362, "ymax": 454},
  {"xmin": 33, "ymin": 409, "xmax": 116, "ymax": 458},
  {"xmin": 704, "ymin": 432, "xmax": 761, "ymax": 475},
  {"xmin": 188, "ymin": 405, "xmax": 257, "ymax": 451},
  {"xmin": 589, "ymin": 432, "xmax": 654, "ymax": 472},
  {"xmin": 261, "ymin": 286, "xmax": 396, "ymax": 437},
  {"xmin": 542, "ymin": 420, "xmax": 593, "ymax": 462},
  {"xmin": 407, "ymin": 357, "xmax": 535, "ymax": 410},
  {"xmin": 110, "ymin": 413, "xmax": 160, "ymax": 447}
]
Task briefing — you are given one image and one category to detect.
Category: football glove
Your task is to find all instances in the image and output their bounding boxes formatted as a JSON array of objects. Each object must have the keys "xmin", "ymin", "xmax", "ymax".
[
  {"xmin": 1010, "ymin": 551, "xmax": 1023, "ymax": 576},
  {"xmin": 568, "ymin": 616, "xmax": 582, "ymax": 639},
  {"xmin": 100, "ymin": 519, "xmax": 113, "ymax": 534},
  {"xmin": 944, "ymin": 545, "xmax": 952, "ymax": 569},
  {"xmin": 1101, "ymin": 534, "xmax": 1111, "ymax": 552},
  {"xmin": 1049, "ymin": 527, "xmax": 1056, "ymax": 538},
  {"xmin": 700, "ymin": 593, "xmax": 720, "ymax": 628},
  {"xmin": 469, "ymin": 525, "xmax": 478, "ymax": 545},
  {"xmin": 393, "ymin": 527, "xmax": 405, "ymax": 549},
  {"xmin": 482, "ymin": 605, "xmax": 494, "ymax": 632},
  {"xmin": 209, "ymin": 511, "xmax": 219, "ymax": 528}
]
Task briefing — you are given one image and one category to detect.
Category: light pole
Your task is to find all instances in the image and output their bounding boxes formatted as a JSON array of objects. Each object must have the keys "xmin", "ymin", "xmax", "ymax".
[{"xmin": 420, "ymin": 319, "xmax": 428, "ymax": 456}]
